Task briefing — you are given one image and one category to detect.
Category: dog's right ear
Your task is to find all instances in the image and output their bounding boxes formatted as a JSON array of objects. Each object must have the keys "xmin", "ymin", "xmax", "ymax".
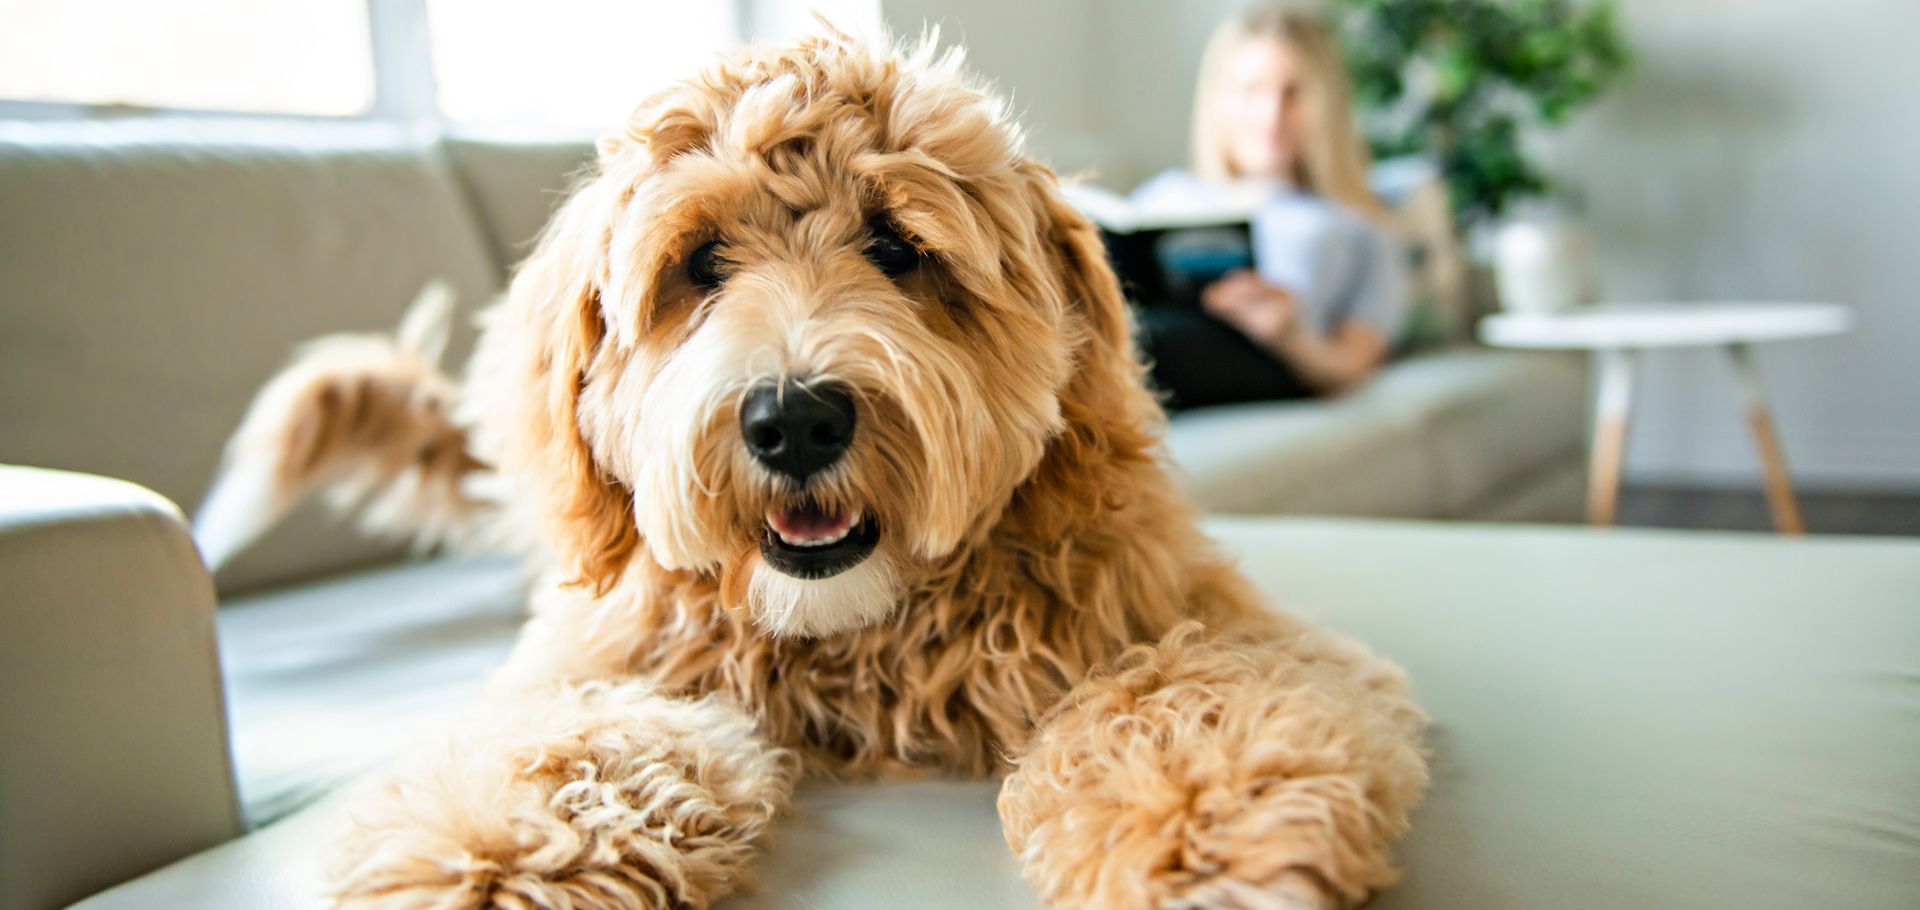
[{"xmin": 488, "ymin": 175, "xmax": 641, "ymax": 593}]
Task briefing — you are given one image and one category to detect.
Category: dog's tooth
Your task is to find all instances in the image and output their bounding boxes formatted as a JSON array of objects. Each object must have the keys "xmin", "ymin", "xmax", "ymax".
[
  {"xmin": 775, "ymin": 522, "xmax": 852, "ymax": 548},
  {"xmin": 766, "ymin": 503, "xmax": 861, "ymax": 550}
]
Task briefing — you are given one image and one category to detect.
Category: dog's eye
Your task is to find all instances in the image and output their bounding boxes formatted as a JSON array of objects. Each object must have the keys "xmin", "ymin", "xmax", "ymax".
[
  {"xmin": 687, "ymin": 240, "xmax": 727, "ymax": 291},
  {"xmin": 864, "ymin": 219, "xmax": 922, "ymax": 278}
]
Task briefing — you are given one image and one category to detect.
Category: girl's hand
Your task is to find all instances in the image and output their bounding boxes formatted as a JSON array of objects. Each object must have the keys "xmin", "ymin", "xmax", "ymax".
[{"xmin": 1201, "ymin": 270, "xmax": 1298, "ymax": 347}]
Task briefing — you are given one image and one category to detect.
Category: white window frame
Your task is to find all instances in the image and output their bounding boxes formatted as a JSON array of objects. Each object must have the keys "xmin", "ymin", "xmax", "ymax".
[{"xmin": 0, "ymin": 0, "xmax": 765, "ymax": 128}]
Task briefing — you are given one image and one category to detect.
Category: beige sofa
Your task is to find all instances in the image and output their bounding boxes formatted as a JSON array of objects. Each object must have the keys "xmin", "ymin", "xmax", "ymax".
[
  {"xmin": 5, "ymin": 466, "xmax": 1916, "ymax": 910},
  {"xmin": 0, "ymin": 115, "xmax": 1585, "ymax": 811},
  {"xmin": 1, "ymin": 120, "xmax": 1634, "ymax": 908}
]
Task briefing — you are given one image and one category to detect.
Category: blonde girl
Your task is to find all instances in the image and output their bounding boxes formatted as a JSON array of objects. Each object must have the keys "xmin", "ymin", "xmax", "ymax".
[{"xmin": 1132, "ymin": 3, "xmax": 1408, "ymax": 407}]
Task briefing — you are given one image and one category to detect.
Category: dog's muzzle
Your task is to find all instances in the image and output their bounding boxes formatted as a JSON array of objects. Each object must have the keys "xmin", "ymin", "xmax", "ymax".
[{"xmin": 743, "ymin": 379, "xmax": 879, "ymax": 578}]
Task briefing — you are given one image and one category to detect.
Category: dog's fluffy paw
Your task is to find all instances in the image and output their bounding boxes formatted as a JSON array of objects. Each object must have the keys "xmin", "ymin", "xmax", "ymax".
[
  {"xmin": 1160, "ymin": 867, "xmax": 1344, "ymax": 910},
  {"xmin": 324, "ymin": 680, "xmax": 795, "ymax": 910}
]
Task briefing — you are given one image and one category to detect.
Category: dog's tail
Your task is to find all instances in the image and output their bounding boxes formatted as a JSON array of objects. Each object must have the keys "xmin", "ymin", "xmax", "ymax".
[{"xmin": 194, "ymin": 282, "xmax": 505, "ymax": 569}]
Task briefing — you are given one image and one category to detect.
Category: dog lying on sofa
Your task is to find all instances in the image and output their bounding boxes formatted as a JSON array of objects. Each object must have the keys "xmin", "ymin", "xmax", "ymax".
[{"xmin": 199, "ymin": 29, "xmax": 1428, "ymax": 910}]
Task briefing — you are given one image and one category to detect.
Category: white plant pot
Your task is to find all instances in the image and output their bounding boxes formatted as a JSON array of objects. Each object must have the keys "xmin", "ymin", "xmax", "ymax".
[{"xmin": 1493, "ymin": 216, "xmax": 1595, "ymax": 314}]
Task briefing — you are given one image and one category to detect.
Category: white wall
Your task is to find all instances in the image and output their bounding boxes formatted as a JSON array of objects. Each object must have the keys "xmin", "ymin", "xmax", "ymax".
[
  {"xmin": 1093, "ymin": 0, "xmax": 1242, "ymax": 186},
  {"xmin": 879, "ymin": 0, "xmax": 1233, "ymax": 184},
  {"xmin": 1537, "ymin": 0, "xmax": 1920, "ymax": 489},
  {"xmin": 881, "ymin": 0, "xmax": 1920, "ymax": 490},
  {"xmin": 880, "ymin": 0, "xmax": 1113, "ymax": 173}
]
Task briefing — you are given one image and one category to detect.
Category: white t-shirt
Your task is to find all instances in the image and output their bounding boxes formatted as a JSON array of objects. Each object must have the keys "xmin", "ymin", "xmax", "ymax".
[{"xmin": 1129, "ymin": 170, "xmax": 1409, "ymax": 341}]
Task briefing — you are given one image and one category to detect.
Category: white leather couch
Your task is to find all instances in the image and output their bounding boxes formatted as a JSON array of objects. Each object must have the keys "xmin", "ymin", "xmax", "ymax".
[{"xmin": 6, "ymin": 466, "xmax": 1916, "ymax": 910}]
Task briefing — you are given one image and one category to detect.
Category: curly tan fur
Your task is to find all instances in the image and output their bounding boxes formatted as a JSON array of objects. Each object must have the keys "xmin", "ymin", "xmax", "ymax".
[
  {"xmin": 326, "ymin": 680, "xmax": 795, "ymax": 908},
  {"xmin": 194, "ymin": 283, "xmax": 507, "ymax": 568},
  {"xmin": 207, "ymin": 27, "xmax": 1429, "ymax": 910},
  {"xmin": 999, "ymin": 623, "xmax": 1427, "ymax": 910}
]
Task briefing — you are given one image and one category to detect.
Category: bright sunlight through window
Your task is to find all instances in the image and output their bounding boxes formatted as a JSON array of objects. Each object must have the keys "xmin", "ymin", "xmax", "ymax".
[
  {"xmin": 0, "ymin": 0, "xmax": 881, "ymax": 127},
  {"xmin": 425, "ymin": 0, "xmax": 740, "ymax": 131},
  {"xmin": 0, "ymin": 0, "xmax": 375, "ymax": 115}
]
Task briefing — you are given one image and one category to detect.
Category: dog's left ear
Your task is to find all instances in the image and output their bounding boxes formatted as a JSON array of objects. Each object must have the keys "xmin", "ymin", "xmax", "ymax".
[{"xmin": 1022, "ymin": 163, "xmax": 1164, "ymax": 445}]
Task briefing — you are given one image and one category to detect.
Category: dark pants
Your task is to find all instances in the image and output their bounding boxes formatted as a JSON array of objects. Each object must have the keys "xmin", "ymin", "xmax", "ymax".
[{"xmin": 1133, "ymin": 305, "xmax": 1314, "ymax": 412}]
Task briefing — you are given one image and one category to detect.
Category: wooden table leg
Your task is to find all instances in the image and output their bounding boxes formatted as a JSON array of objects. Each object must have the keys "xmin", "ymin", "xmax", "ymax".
[
  {"xmin": 1587, "ymin": 348, "xmax": 1637, "ymax": 526},
  {"xmin": 1727, "ymin": 343, "xmax": 1807, "ymax": 534}
]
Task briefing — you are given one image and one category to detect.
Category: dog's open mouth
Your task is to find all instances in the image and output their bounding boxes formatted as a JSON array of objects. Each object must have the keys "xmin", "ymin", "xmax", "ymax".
[{"xmin": 761, "ymin": 499, "xmax": 879, "ymax": 579}]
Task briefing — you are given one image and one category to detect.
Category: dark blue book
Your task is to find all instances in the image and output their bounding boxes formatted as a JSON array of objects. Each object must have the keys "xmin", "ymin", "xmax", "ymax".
[{"xmin": 1062, "ymin": 183, "xmax": 1257, "ymax": 310}]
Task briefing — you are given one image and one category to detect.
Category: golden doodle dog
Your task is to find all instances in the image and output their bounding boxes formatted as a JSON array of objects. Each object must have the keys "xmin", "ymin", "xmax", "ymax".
[{"xmin": 201, "ymin": 29, "xmax": 1428, "ymax": 910}]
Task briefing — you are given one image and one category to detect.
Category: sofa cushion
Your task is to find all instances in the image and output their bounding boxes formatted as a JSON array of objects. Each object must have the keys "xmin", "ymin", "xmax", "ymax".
[
  {"xmin": 217, "ymin": 554, "xmax": 526, "ymax": 827},
  {"xmin": 73, "ymin": 518, "xmax": 1920, "ymax": 909},
  {"xmin": 1456, "ymin": 451, "xmax": 1587, "ymax": 523},
  {"xmin": 439, "ymin": 134, "xmax": 595, "ymax": 275},
  {"xmin": 1369, "ymin": 347, "xmax": 1588, "ymax": 516},
  {"xmin": 1167, "ymin": 347, "xmax": 1587, "ymax": 519},
  {"xmin": 1217, "ymin": 518, "xmax": 1920, "ymax": 909},
  {"xmin": 0, "ymin": 120, "xmax": 503, "ymax": 595},
  {"xmin": 1168, "ymin": 390, "xmax": 1440, "ymax": 517}
]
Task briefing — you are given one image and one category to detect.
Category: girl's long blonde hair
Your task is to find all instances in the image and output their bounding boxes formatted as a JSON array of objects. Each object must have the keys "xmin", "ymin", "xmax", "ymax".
[{"xmin": 1190, "ymin": 4, "xmax": 1385, "ymax": 220}]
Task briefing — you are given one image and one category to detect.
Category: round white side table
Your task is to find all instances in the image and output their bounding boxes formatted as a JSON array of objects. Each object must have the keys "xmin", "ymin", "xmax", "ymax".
[{"xmin": 1479, "ymin": 302, "xmax": 1852, "ymax": 533}]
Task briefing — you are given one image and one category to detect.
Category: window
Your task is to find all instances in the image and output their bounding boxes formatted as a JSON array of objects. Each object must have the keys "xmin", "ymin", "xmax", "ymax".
[
  {"xmin": 0, "ymin": 0, "xmax": 375, "ymax": 116},
  {"xmin": 0, "ymin": 0, "xmax": 881, "ymax": 127},
  {"xmin": 426, "ymin": 0, "xmax": 739, "ymax": 130}
]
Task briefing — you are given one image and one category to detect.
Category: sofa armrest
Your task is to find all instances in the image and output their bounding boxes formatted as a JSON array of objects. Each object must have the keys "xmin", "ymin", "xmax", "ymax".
[{"xmin": 0, "ymin": 466, "xmax": 243, "ymax": 910}]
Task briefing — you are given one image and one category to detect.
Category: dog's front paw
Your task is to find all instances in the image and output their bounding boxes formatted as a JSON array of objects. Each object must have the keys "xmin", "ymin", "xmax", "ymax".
[
  {"xmin": 325, "ymin": 680, "xmax": 795, "ymax": 909},
  {"xmin": 1004, "ymin": 772, "xmax": 1366, "ymax": 910},
  {"xmin": 999, "ymin": 627, "xmax": 1425, "ymax": 910},
  {"xmin": 1159, "ymin": 866, "xmax": 1343, "ymax": 910}
]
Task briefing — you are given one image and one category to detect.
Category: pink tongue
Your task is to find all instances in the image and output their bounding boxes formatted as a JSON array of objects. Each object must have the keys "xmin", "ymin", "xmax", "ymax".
[{"xmin": 772, "ymin": 503, "xmax": 853, "ymax": 539}]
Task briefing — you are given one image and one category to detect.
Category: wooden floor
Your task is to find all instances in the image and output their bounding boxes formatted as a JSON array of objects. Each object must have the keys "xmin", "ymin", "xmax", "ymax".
[{"xmin": 1618, "ymin": 485, "xmax": 1920, "ymax": 537}]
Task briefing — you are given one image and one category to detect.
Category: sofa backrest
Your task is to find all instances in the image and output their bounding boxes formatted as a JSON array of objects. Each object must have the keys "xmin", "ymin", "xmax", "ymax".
[
  {"xmin": 440, "ymin": 134, "xmax": 595, "ymax": 274},
  {"xmin": 0, "ymin": 120, "xmax": 509, "ymax": 594}
]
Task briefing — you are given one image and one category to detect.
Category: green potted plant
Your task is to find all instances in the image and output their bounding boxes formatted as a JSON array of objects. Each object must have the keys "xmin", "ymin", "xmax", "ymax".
[{"xmin": 1334, "ymin": 0, "xmax": 1631, "ymax": 311}]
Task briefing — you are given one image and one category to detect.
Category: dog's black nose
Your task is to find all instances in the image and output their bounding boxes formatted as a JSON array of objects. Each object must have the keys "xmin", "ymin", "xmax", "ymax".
[{"xmin": 740, "ymin": 380, "xmax": 856, "ymax": 482}]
